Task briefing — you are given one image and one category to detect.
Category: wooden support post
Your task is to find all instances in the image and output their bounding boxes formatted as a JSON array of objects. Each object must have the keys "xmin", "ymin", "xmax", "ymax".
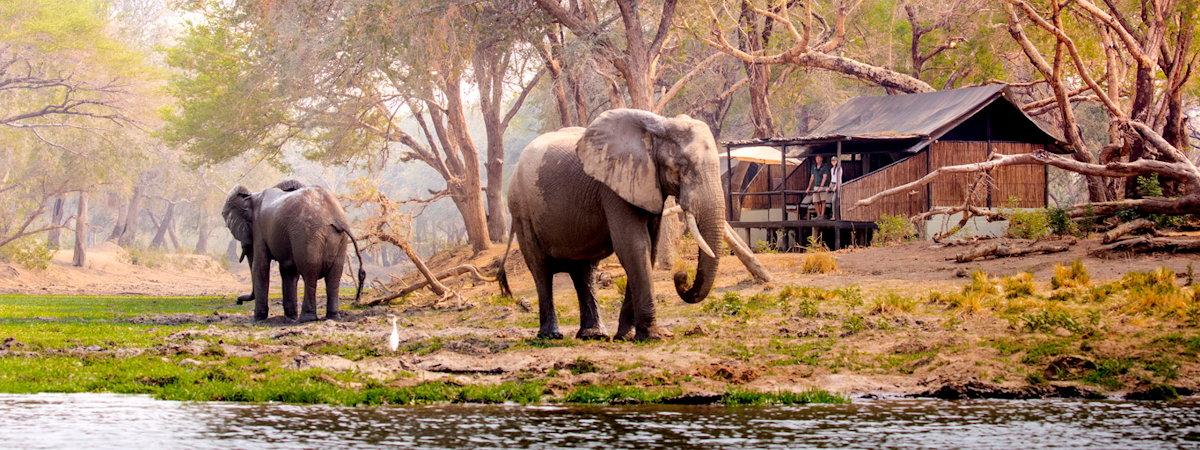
[
  {"xmin": 835, "ymin": 141, "xmax": 842, "ymax": 220},
  {"xmin": 724, "ymin": 144, "xmax": 734, "ymax": 221}
]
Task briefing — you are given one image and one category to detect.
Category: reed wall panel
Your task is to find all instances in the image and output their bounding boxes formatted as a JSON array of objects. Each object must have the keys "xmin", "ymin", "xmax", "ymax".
[
  {"xmin": 929, "ymin": 141, "xmax": 989, "ymax": 207},
  {"xmin": 991, "ymin": 142, "xmax": 1046, "ymax": 207},
  {"xmin": 838, "ymin": 151, "xmax": 928, "ymax": 221}
]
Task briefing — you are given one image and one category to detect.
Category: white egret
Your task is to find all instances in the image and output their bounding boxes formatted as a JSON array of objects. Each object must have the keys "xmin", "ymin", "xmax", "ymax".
[{"xmin": 388, "ymin": 315, "xmax": 399, "ymax": 352}]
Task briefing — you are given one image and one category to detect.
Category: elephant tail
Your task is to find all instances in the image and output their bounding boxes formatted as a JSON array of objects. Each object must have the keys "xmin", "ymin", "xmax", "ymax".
[
  {"xmin": 497, "ymin": 222, "xmax": 515, "ymax": 299},
  {"xmin": 333, "ymin": 223, "xmax": 367, "ymax": 304}
]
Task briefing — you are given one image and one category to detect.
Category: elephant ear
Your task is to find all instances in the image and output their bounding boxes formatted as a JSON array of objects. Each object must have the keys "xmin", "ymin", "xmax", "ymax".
[
  {"xmin": 222, "ymin": 185, "xmax": 253, "ymax": 244},
  {"xmin": 577, "ymin": 109, "xmax": 667, "ymax": 213}
]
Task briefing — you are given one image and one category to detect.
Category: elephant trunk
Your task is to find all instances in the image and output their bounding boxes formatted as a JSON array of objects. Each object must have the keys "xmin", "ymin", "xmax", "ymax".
[{"xmin": 675, "ymin": 179, "xmax": 725, "ymax": 304}]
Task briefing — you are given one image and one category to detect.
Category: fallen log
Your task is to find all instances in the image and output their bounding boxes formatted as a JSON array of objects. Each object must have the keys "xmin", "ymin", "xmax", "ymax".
[
  {"xmin": 1100, "ymin": 218, "xmax": 1155, "ymax": 243},
  {"xmin": 362, "ymin": 264, "xmax": 496, "ymax": 306},
  {"xmin": 1090, "ymin": 236, "xmax": 1200, "ymax": 256},
  {"xmin": 955, "ymin": 240, "xmax": 1074, "ymax": 263}
]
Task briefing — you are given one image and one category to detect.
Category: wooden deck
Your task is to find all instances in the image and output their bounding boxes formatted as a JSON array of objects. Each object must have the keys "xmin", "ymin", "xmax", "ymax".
[{"xmin": 728, "ymin": 219, "xmax": 876, "ymax": 250}]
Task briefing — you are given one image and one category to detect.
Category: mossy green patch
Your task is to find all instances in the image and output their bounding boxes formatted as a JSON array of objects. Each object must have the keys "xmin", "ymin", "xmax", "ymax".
[{"xmin": 720, "ymin": 389, "xmax": 848, "ymax": 406}]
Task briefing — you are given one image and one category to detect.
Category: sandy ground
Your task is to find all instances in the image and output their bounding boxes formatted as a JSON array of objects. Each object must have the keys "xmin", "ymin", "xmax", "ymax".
[
  {"xmin": 0, "ymin": 243, "xmax": 244, "ymax": 296},
  {"xmin": 4, "ymin": 237, "xmax": 1198, "ymax": 399}
]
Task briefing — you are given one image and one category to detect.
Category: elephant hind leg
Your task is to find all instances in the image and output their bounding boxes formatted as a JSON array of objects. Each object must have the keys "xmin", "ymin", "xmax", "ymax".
[
  {"xmin": 568, "ymin": 262, "xmax": 606, "ymax": 340},
  {"xmin": 324, "ymin": 263, "xmax": 343, "ymax": 320},
  {"xmin": 299, "ymin": 275, "xmax": 319, "ymax": 323},
  {"xmin": 280, "ymin": 266, "xmax": 299, "ymax": 320}
]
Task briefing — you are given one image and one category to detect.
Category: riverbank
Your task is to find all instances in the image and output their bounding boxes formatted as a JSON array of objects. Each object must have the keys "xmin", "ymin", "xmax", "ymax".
[{"xmin": 1, "ymin": 239, "xmax": 1198, "ymax": 404}]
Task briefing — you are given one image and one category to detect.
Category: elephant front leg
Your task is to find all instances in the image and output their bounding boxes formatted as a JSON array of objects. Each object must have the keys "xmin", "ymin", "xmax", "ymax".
[
  {"xmin": 280, "ymin": 267, "xmax": 299, "ymax": 320},
  {"xmin": 607, "ymin": 208, "xmax": 667, "ymax": 341},
  {"xmin": 250, "ymin": 255, "xmax": 271, "ymax": 321}
]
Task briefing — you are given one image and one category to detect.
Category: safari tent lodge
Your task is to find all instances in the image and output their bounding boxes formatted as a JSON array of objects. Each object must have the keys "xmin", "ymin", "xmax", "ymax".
[{"xmin": 722, "ymin": 84, "xmax": 1066, "ymax": 250}]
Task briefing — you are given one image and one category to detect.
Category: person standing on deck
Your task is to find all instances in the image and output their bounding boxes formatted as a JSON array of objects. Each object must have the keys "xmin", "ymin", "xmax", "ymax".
[
  {"xmin": 828, "ymin": 157, "xmax": 842, "ymax": 219},
  {"xmin": 807, "ymin": 155, "xmax": 831, "ymax": 219}
]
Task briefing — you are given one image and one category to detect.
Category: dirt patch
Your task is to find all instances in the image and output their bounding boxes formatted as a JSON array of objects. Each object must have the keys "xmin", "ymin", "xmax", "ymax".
[{"xmin": 0, "ymin": 243, "xmax": 243, "ymax": 296}]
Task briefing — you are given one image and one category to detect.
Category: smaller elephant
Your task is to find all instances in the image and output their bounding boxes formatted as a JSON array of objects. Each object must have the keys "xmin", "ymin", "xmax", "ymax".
[{"xmin": 223, "ymin": 180, "xmax": 365, "ymax": 321}]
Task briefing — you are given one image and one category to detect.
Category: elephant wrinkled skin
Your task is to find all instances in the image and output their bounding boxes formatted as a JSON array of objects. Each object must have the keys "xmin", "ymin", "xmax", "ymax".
[
  {"xmin": 499, "ymin": 109, "xmax": 725, "ymax": 341},
  {"xmin": 223, "ymin": 180, "xmax": 365, "ymax": 322}
]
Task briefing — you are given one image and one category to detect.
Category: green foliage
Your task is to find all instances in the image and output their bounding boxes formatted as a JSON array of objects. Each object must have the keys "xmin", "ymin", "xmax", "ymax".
[
  {"xmin": 1045, "ymin": 207, "xmax": 1079, "ymax": 236},
  {"xmin": 162, "ymin": 13, "xmax": 288, "ymax": 165},
  {"xmin": 1006, "ymin": 209, "xmax": 1051, "ymax": 239},
  {"xmin": 0, "ymin": 237, "xmax": 53, "ymax": 270},
  {"xmin": 1082, "ymin": 359, "xmax": 1133, "ymax": 389},
  {"xmin": 1020, "ymin": 308, "xmax": 1086, "ymax": 334},
  {"xmin": 1051, "ymin": 260, "xmax": 1090, "ymax": 289},
  {"xmin": 873, "ymin": 214, "xmax": 915, "ymax": 246}
]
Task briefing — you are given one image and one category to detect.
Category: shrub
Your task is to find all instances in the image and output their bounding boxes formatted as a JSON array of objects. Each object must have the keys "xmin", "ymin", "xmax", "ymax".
[
  {"xmin": 1120, "ymin": 268, "xmax": 1191, "ymax": 316},
  {"xmin": 753, "ymin": 240, "xmax": 779, "ymax": 254},
  {"xmin": 869, "ymin": 292, "xmax": 916, "ymax": 316},
  {"xmin": 1001, "ymin": 272, "xmax": 1036, "ymax": 299},
  {"xmin": 125, "ymin": 246, "xmax": 168, "ymax": 268},
  {"xmin": 873, "ymin": 214, "xmax": 915, "ymax": 246},
  {"xmin": 2, "ymin": 237, "xmax": 53, "ymax": 269},
  {"xmin": 800, "ymin": 252, "xmax": 837, "ymax": 274},
  {"xmin": 1007, "ymin": 209, "xmax": 1051, "ymax": 239},
  {"xmin": 965, "ymin": 270, "xmax": 999, "ymax": 296},
  {"xmin": 1051, "ymin": 260, "xmax": 1089, "ymax": 289},
  {"xmin": 0, "ymin": 237, "xmax": 54, "ymax": 270},
  {"xmin": 1045, "ymin": 207, "xmax": 1078, "ymax": 236}
]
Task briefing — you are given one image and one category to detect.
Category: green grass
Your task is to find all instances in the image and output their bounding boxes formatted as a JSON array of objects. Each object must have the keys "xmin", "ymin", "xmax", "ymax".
[
  {"xmin": 0, "ymin": 354, "xmax": 545, "ymax": 405},
  {"xmin": 561, "ymin": 384, "xmax": 684, "ymax": 404},
  {"xmin": 0, "ymin": 322, "xmax": 191, "ymax": 350},
  {"xmin": 0, "ymin": 294, "xmax": 241, "ymax": 320}
]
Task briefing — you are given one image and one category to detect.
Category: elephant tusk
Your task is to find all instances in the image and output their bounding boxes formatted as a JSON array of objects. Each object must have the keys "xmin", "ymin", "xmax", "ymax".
[{"xmin": 686, "ymin": 213, "xmax": 716, "ymax": 258}]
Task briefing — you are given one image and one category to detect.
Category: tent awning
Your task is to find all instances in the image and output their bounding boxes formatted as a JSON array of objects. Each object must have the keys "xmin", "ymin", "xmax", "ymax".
[{"xmin": 722, "ymin": 146, "xmax": 803, "ymax": 165}]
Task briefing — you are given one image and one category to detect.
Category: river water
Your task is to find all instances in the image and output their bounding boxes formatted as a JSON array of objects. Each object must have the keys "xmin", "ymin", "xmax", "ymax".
[{"xmin": 0, "ymin": 393, "xmax": 1198, "ymax": 448}]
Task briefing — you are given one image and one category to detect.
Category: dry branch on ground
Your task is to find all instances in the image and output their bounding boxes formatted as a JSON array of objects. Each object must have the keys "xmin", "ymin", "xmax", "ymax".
[{"xmin": 955, "ymin": 240, "xmax": 1074, "ymax": 263}]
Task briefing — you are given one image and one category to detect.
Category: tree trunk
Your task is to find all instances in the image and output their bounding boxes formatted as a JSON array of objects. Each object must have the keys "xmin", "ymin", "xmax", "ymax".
[
  {"xmin": 225, "ymin": 239, "xmax": 239, "ymax": 265},
  {"xmin": 739, "ymin": 2, "xmax": 775, "ymax": 138},
  {"xmin": 117, "ymin": 184, "xmax": 144, "ymax": 246},
  {"xmin": 452, "ymin": 193, "xmax": 491, "ymax": 253},
  {"xmin": 151, "ymin": 202, "xmax": 175, "ymax": 249},
  {"xmin": 47, "ymin": 196, "xmax": 65, "ymax": 248},
  {"xmin": 72, "ymin": 192, "xmax": 88, "ymax": 267},
  {"xmin": 194, "ymin": 217, "xmax": 211, "ymax": 254},
  {"xmin": 107, "ymin": 194, "xmax": 127, "ymax": 241}
]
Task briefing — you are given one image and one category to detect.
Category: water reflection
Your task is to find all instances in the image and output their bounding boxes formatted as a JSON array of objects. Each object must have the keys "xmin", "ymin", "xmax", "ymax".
[{"xmin": 0, "ymin": 394, "xmax": 1197, "ymax": 448}]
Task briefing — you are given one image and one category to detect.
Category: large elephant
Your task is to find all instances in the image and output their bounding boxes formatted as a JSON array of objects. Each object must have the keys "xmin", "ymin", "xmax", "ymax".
[
  {"xmin": 498, "ymin": 109, "xmax": 725, "ymax": 341},
  {"xmin": 223, "ymin": 180, "xmax": 365, "ymax": 322}
]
